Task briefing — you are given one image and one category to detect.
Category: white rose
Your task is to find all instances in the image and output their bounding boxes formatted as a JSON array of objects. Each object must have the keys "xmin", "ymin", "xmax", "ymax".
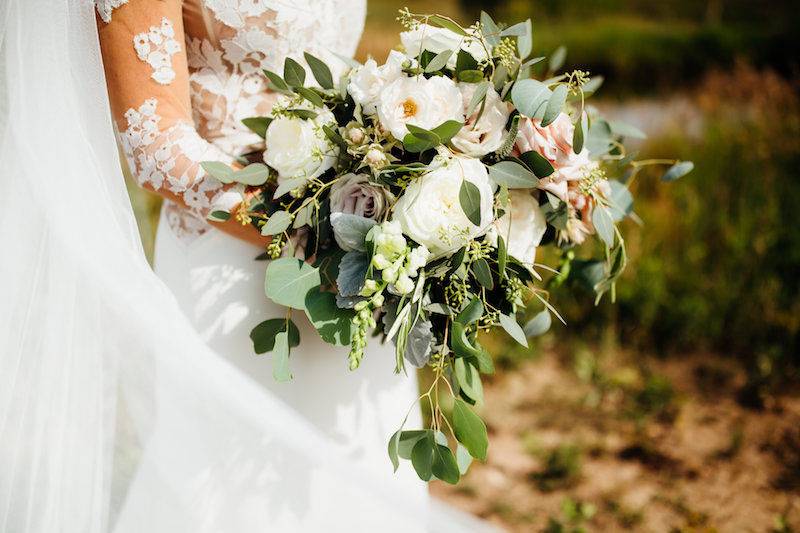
[
  {"xmin": 400, "ymin": 24, "xmax": 488, "ymax": 68},
  {"xmin": 492, "ymin": 190, "xmax": 547, "ymax": 265},
  {"xmin": 347, "ymin": 50, "xmax": 407, "ymax": 115},
  {"xmin": 377, "ymin": 75, "xmax": 464, "ymax": 141},
  {"xmin": 451, "ymin": 83, "xmax": 510, "ymax": 157},
  {"xmin": 264, "ymin": 107, "xmax": 338, "ymax": 187},
  {"xmin": 393, "ymin": 157, "xmax": 494, "ymax": 256},
  {"xmin": 329, "ymin": 173, "xmax": 394, "ymax": 220}
]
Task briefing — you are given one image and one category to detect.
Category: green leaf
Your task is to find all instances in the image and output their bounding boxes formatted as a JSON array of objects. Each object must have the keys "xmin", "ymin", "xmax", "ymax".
[
  {"xmin": 424, "ymin": 49, "xmax": 453, "ymax": 73},
  {"xmin": 592, "ymin": 205, "xmax": 615, "ymax": 247},
  {"xmin": 411, "ymin": 434, "xmax": 434, "ymax": 481},
  {"xmin": 272, "ymin": 176, "xmax": 306, "ymax": 199},
  {"xmin": 295, "ymin": 86, "xmax": 323, "ymax": 108},
  {"xmin": 200, "ymin": 161, "xmax": 234, "ymax": 183},
  {"xmin": 250, "ymin": 318, "xmax": 300, "ymax": 354},
  {"xmin": 388, "ymin": 429, "xmax": 402, "ymax": 471},
  {"xmin": 488, "ymin": 161, "xmax": 539, "ymax": 188},
  {"xmin": 499, "ymin": 313, "xmax": 528, "ymax": 347},
  {"xmin": 517, "ymin": 19, "xmax": 533, "ymax": 59},
  {"xmin": 336, "ymin": 251, "xmax": 368, "ymax": 297},
  {"xmin": 572, "ymin": 113, "xmax": 587, "ymax": 154},
  {"xmin": 465, "ymin": 80, "xmax": 490, "ymax": 118},
  {"xmin": 582, "ymin": 75, "xmax": 604, "ymax": 95},
  {"xmin": 549, "ymin": 45, "xmax": 567, "ymax": 72},
  {"xmin": 429, "ymin": 14, "xmax": 468, "ymax": 36},
  {"xmin": 283, "ymin": 57, "xmax": 306, "ymax": 87},
  {"xmin": 452, "ymin": 398, "xmax": 488, "ymax": 461},
  {"xmin": 260, "ymin": 210, "xmax": 292, "ymax": 236},
  {"xmin": 454, "ymin": 357, "xmax": 483, "ymax": 404},
  {"xmin": 609, "ymin": 120, "xmax": 647, "ymax": 140},
  {"xmin": 402, "ymin": 133, "xmax": 436, "ymax": 153},
  {"xmin": 479, "ymin": 11, "xmax": 501, "ymax": 46},
  {"xmin": 231, "ymin": 163, "xmax": 270, "ymax": 186},
  {"xmin": 511, "ymin": 79, "xmax": 552, "ymax": 119},
  {"xmin": 292, "ymin": 200, "xmax": 314, "ymax": 229},
  {"xmin": 661, "ymin": 161, "xmax": 694, "ymax": 182},
  {"xmin": 303, "ymin": 51, "xmax": 333, "ymax": 89},
  {"xmin": 473, "ymin": 258, "xmax": 493, "ymax": 289},
  {"xmin": 431, "ymin": 120, "xmax": 464, "ymax": 143},
  {"xmin": 497, "ymin": 235, "xmax": 508, "ymax": 280},
  {"xmin": 207, "ymin": 210, "xmax": 230, "ymax": 222},
  {"xmin": 398, "ymin": 430, "xmax": 430, "ymax": 460},
  {"xmin": 264, "ymin": 258, "xmax": 321, "ymax": 310},
  {"xmin": 431, "ymin": 443, "xmax": 460, "ymax": 484},
  {"xmin": 456, "ymin": 297, "xmax": 483, "ymax": 325},
  {"xmin": 524, "ymin": 310, "xmax": 552, "ymax": 337},
  {"xmin": 272, "ymin": 330, "xmax": 293, "ymax": 382},
  {"xmin": 519, "ymin": 150, "xmax": 555, "ymax": 178},
  {"xmin": 456, "ymin": 443, "xmax": 473, "ymax": 474},
  {"xmin": 459, "ymin": 180, "xmax": 483, "ymax": 226},
  {"xmin": 262, "ymin": 69, "xmax": 290, "ymax": 93},
  {"xmin": 303, "ymin": 289, "xmax": 353, "ymax": 346},
  {"xmin": 607, "ymin": 180, "xmax": 633, "ymax": 221},
  {"xmin": 406, "ymin": 124, "xmax": 440, "ymax": 143},
  {"xmin": 456, "ymin": 49, "xmax": 479, "ymax": 74},
  {"xmin": 458, "ymin": 69, "xmax": 485, "ymax": 83},
  {"xmin": 286, "ymin": 108, "xmax": 317, "ymax": 120},
  {"xmin": 241, "ymin": 116, "xmax": 272, "ymax": 139},
  {"xmin": 541, "ymin": 84, "xmax": 568, "ymax": 127}
]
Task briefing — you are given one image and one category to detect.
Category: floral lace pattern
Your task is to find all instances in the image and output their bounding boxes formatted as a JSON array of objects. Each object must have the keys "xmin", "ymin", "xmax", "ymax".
[
  {"xmin": 118, "ymin": 98, "xmax": 235, "ymax": 243},
  {"xmin": 134, "ymin": 18, "xmax": 181, "ymax": 85},
  {"xmin": 95, "ymin": 0, "xmax": 128, "ymax": 23}
]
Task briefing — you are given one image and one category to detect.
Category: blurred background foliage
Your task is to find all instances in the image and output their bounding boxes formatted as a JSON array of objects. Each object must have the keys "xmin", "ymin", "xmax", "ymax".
[{"xmin": 127, "ymin": 1, "xmax": 800, "ymax": 529}]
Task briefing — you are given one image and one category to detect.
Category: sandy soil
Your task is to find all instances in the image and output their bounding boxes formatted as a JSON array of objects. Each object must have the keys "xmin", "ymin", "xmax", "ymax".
[{"xmin": 432, "ymin": 349, "xmax": 800, "ymax": 532}]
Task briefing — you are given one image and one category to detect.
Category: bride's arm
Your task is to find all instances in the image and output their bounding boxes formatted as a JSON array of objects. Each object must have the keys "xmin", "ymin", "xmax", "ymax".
[{"xmin": 96, "ymin": 0, "xmax": 267, "ymax": 247}]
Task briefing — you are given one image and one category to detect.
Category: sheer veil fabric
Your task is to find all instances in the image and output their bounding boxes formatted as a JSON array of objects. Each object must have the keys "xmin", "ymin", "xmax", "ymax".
[{"xmin": 0, "ymin": 1, "xmax": 498, "ymax": 532}]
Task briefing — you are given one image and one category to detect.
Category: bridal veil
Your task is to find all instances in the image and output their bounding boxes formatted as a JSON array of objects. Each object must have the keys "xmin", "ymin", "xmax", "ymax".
[{"xmin": 0, "ymin": 1, "xmax": 497, "ymax": 531}]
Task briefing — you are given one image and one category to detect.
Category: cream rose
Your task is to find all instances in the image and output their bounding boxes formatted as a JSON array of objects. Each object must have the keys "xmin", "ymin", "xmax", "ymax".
[
  {"xmin": 400, "ymin": 24, "xmax": 488, "ymax": 67},
  {"xmin": 264, "ymin": 107, "xmax": 338, "ymax": 187},
  {"xmin": 515, "ymin": 112, "xmax": 594, "ymax": 202},
  {"xmin": 376, "ymin": 75, "xmax": 464, "ymax": 141},
  {"xmin": 392, "ymin": 157, "xmax": 493, "ymax": 256},
  {"xmin": 347, "ymin": 50, "xmax": 407, "ymax": 115},
  {"xmin": 329, "ymin": 173, "xmax": 394, "ymax": 220},
  {"xmin": 451, "ymin": 83, "xmax": 510, "ymax": 157},
  {"xmin": 492, "ymin": 190, "xmax": 547, "ymax": 265}
]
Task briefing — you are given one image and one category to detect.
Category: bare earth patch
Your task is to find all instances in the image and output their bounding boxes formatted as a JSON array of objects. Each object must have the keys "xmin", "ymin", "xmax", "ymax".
[{"xmin": 432, "ymin": 350, "xmax": 800, "ymax": 532}]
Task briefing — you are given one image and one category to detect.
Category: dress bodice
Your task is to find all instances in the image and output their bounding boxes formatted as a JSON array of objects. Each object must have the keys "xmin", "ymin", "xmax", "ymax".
[{"xmin": 96, "ymin": 0, "xmax": 365, "ymax": 242}]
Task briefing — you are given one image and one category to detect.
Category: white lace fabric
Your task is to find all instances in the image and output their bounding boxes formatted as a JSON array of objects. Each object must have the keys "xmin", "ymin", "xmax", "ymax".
[{"xmin": 97, "ymin": 0, "xmax": 366, "ymax": 242}]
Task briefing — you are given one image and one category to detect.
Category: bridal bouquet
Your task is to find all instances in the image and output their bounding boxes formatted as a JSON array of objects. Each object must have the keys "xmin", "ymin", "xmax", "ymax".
[{"xmin": 201, "ymin": 9, "xmax": 691, "ymax": 485}]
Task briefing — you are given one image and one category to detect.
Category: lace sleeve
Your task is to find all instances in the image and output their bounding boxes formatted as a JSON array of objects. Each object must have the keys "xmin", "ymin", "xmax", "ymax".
[{"xmin": 96, "ymin": 0, "xmax": 243, "ymax": 234}]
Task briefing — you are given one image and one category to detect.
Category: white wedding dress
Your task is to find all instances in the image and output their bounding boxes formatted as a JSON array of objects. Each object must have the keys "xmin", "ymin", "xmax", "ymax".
[{"xmin": 1, "ymin": 1, "xmax": 502, "ymax": 532}]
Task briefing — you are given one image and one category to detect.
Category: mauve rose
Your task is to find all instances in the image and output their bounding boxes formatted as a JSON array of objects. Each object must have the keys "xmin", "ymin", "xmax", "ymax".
[{"xmin": 329, "ymin": 173, "xmax": 394, "ymax": 220}]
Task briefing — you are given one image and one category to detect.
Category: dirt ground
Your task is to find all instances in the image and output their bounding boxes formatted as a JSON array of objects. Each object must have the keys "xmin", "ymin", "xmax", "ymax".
[{"xmin": 432, "ymin": 346, "xmax": 800, "ymax": 532}]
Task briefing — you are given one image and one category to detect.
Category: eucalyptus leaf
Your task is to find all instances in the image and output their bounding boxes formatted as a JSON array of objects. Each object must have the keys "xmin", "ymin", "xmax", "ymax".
[
  {"xmin": 273, "ymin": 176, "xmax": 306, "ymax": 199},
  {"xmin": 592, "ymin": 205, "xmax": 616, "ymax": 247},
  {"xmin": 549, "ymin": 45, "xmax": 567, "ymax": 72},
  {"xmin": 241, "ymin": 116, "xmax": 272, "ymax": 139},
  {"xmin": 541, "ymin": 84, "xmax": 568, "ymax": 127},
  {"xmin": 572, "ymin": 113, "xmax": 587, "ymax": 154},
  {"xmin": 303, "ymin": 51, "xmax": 333, "ymax": 89},
  {"xmin": 459, "ymin": 180, "xmax": 482, "ymax": 226},
  {"xmin": 456, "ymin": 297, "xmax": 483, "ymax": 325},
  {"xmin": 250, "ymin": 318, "xmax": 300, "ymax": 354},
  {"xmin": 336, "ymin": 251, "xmax": 368, "ymax": 297},
  {"xmin": 232, "ymin": 163, "xmax": 270, "ymax": 186},
  {"xmin": 661, "ymin": 161, "xmax": 694, "ymax": 182},
  {"xmin": 264, "ymin": 258, "xmax": 321, "ymax": 310},
  {"xmin": 465, "ymin": 81, "xmax": 490, "ymax": 117},
  {"xmin": 607, "ymin": 180, "xmax": 633, "ymax": 221},
  {"xmin": 207, "ymin": 210, "xmax": 230, "ymax": 222},
  {"xmin": 272, "ymin": 330, "xmax": 292, "ymax": 382},
  {"xmin": 283, "ymin": 57, "xmax": 306, "ymax": 87},
  {"xmin": 404, "ymin": 319, "xmax": 433, "ymax": 368},
  {"xmin": 497, "ymin": 235, "xmax": 508, "ymax": 280},
  {"xmin": 524, "ymin": 309, "xmax": 552, "ymax": 337},
  {"xmin": 262, "ymin": 69, "xmax": 290, "ymax": 93},
  {"xmin": 499, "ymin": 313, "xmax": 528, "ymax": 347},
  {"xmin": 452, "ymin": 398, "xmax": 488, "ymax": 461},
  {"xmin": 458, "ymin": 69, "xmax": 484, "ymax": 83},
  {"xmin": 303, "ymin": 289, "xmax": 353, "ymax": 346},
  {"xmin": 411, "ymin": 435, "xmax": 434, "ymax": 481},
  {"xmin": 424, "ymin": 49, "xmax": 453, "ymax": 73},
  {"xmin": 428, "ymin": 14, "xmax": 468, "ymax": 36},
  {"xmin": 431, "ymin": 120, "xmax": 464, "ymax": 143},
  {"xmin": 260, "ymin": 210, "xmax": 292, "ymax": 236},
  {"xmin": 609, "ymin": 120, "xmax": 647, "ymax": 139},
  {"xmin": 511, "ymin": 79, "xmax": 552, "ymax": 118},
  {"xmin": 456, "ymin": 443, "xmax": 473, "ymax": 474},
  {"xmin": 454, "ymin": 357, "xmax": 483, "ymax": 404},
  {"xmin": 517, "ymin": 19, "xmax": 533, "ymax": 59},
  {"xmin": 519, "ymin": 150, "xmax": 555, "ymax": 178},
  {"xmin": 431, "ymin": 443, "xmax": 460, "ymax": 484},
  {"xmin": 473, "ymin": 258, "xmax": 493, "ymax": 289},
  {"xmin": 295, "ymin": 86, "xmax": 324, "ymax": 108},
  {"xmin": 489, "ymin": 161, "xmax": 539, "ymax": 188},
  {"xmin": 479, "ymin": 11, "xmax": 501, "ymax": 46},
  {"xmin": 200, "ymin": 161, "xmax": 233, "ymax": 183}
]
